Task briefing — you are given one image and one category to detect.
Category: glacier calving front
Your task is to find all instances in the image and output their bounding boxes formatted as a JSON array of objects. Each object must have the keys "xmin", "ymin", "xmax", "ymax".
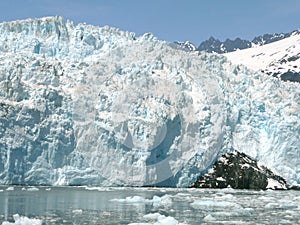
[{"xmin": 0, "ymin": 17, "xmax": 299, "ymax": 186}]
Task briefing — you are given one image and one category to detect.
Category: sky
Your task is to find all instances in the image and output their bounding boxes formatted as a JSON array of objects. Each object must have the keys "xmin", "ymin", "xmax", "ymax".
[{"xmin": 0, "ymin": 0, "xmax": 300, "ymax": 45}]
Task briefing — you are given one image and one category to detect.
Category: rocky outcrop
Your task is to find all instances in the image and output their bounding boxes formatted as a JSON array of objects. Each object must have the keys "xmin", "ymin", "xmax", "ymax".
[{"xmin": 191, "ymin": 151, "xmax": 288, "ymax": 190}]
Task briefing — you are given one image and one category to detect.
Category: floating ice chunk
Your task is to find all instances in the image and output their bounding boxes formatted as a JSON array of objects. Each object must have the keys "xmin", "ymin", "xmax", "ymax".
[
  {"xmin": 172, "ymin": 193, "xmax": 193, "ymax": 202},
  {"xmin": 111, "ymin": 194, "xmax": 173, "ymax": 207},
  {"xmin": 264, "ymin": 202, "xmax": 280, "ymax": 208},
  {"xmin": 128, "ymin": 223, "xmax": 151, "ymax": 225},
  {"xmin": 102, "ymin": 211, "xmax": 111, "ymax": 216},
  {"xmin": 125, "ymin": 196, "xmax": 147, "ymax": 203},
  {"xmin": 129, "ymin": 212, "xmax": 187, "ymax": 225},
  {"xmin": 216, "ymin": 193, "xmax": 235, "ymax": 200},
  {"xmin": 2, "ymin": 214, "xmax": 42, "ymax": 225},
  {"xmin": 142, "ymin": 213, "xmax": 162, "ymax": 220},
  {"xmin": 85, "ymin": 186, "xmax": 112, "ymax": 191},
  {"xmin": 152, "ymin": 195, "xmax": 172, "ymax": 207},
  {"xmin": 211, "ymin": 210, "xmax": 253, "ymax": 218},
  {"xmin": 27, "ymin": 187, "xmax": 39, "ymax": 191},
  {"xmin": 111, "ymin": 195, "xmax": 147, "ymax": 203},
  {"xmin": 258, "ymin": 196, "xmax": 275, "ymax": 201},
  {"xmin": 190, "ymin": 200, "xmax": 241, "ymax": 210},
  {"xmin": 72, "ymin": 209, "xmax": 83, "ymax": 214},
  {"xmin": 154, "ymin": 215, "xmax": 185, "ymax": 225},
  {"xmin": 22, "ymin": 187, "xmax": 39, "ymax": 191},
  {"xmin": 203, "ymin": 214, "xmax": 216, "ymax": 221},
  {"xmin": 6, "ymin": 187, "xmax": 14, "ymax": 191}
]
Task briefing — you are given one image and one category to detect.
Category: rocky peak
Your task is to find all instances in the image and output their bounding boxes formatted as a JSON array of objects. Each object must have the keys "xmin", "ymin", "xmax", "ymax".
[{"xmin": 192, "ymin": 151, "xmax": 288, "ymax": 190}]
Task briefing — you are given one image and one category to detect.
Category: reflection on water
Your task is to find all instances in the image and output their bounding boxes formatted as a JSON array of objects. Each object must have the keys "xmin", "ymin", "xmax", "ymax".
[{"xmin": 0, "ymin": 186, "xmax": 299, "ymax": 224}]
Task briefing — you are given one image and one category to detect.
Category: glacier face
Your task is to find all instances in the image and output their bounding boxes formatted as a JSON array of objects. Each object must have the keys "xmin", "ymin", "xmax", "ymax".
[{"xmin": 0, "ymin": 16, "xmax": 299, "ymax": 187}]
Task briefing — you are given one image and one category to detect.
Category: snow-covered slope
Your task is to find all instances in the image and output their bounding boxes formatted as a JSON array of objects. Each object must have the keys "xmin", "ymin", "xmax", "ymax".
[
  {"xmin": 0, "ymin": 17, "xmax": 299, "ymax": 187},
  {"xmin": 224, "ymin": 31, "xmax": 300, "ymax": 82}
]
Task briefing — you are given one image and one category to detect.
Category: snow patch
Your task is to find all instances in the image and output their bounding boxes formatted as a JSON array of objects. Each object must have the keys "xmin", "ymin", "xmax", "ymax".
[{"xmin": 266, "ymin": 178, "xmax": 287, "ymax": 190}]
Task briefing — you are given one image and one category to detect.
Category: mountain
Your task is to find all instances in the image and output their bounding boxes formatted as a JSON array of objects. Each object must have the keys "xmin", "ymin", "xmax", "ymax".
[
  {"xmin": 170, "ymin": 41, "xmax": 197, "ymax": 52},
  {"xmin": 224, "ymin": 31, "xmax": 300, "ymax": 82},
  {"xmin": 198, "ymin": 31, "xmax": 296, "ymax": 54},
  {"xmin": 198, "ymin": 36, "xmax": 251, "ymax": 54},
  {"xmin": 192, "ymin": 151, "xmax": 288, "ymax": 190},
  {"xmin": 197, "ymin": 31, "xmax": 300, "ymax": 82},
  {"xmin": 0, "ymin": 17, "xmax": 299, "ymax": 187}
]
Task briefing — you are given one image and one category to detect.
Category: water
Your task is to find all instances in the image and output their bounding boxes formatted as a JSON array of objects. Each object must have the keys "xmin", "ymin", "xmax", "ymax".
[{"xmin": 0, "ymin": 186, "xmax": 299, "ymax": 224}]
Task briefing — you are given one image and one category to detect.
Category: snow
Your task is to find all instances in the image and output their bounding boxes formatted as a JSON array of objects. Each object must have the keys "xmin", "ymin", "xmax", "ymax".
[
  {"xmin": 224, "ymin": 31, "xmax": 300, "ymax": 75},
  {"xmin": 172, "ymin": 41, "xmax": 197, "ymax": 52},
  {"xmin": 266, "ymin": 178, "xmax": 287, "ymax": 190},
  {"xmin": 2, "ymin": 214, "xmax": 42, "ymax": 225},
  {"xmin": 216, "ymin": 177, "xmax": 226, "ymax": 181},
  {"xmin": 0, "ymin": 16, "xmax": 299, "ymax": 187}
]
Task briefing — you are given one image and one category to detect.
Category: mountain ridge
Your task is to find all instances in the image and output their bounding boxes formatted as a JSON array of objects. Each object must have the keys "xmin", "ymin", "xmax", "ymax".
[{"xmin": 197, "ymin": 29, "xmax": 300, "ymax": 54}]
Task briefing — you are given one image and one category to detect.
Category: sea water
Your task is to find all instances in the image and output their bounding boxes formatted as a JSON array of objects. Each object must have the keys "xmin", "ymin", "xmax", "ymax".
[{"xmin": 0, "ymin": 186, "xmax": 299, "ymax": 224}]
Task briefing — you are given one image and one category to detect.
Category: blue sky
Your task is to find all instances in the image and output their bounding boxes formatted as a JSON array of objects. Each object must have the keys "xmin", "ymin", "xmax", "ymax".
[{"xmin": 0, "ymin": 0, "xmax": 300, "ymax": 45}]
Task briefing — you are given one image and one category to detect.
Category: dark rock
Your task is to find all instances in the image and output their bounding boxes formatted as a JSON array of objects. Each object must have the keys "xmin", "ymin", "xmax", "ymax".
[
  {"xmin": 280, "ymin": 71, "xmax": 300, "ymax": 82},
  {"xmin": 198, "ymin": 30, "xmax": 300, "ymax": 54},
  {"xmin": 191, "ymin": 151, "xmax": 288, "ymax": 190},
  {"xmin": 289, "ymin": 184, "xmax": 300, "ymax": 190},
  {"xmin": 198, "ymin": 37, "xmax": 251, "ymax": 54}
]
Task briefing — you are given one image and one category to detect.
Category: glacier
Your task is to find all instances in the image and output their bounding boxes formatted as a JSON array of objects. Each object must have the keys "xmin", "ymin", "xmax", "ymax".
[{"xmin": 0, "ymin": 16, "xmax": 299, "ymax": 187}]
